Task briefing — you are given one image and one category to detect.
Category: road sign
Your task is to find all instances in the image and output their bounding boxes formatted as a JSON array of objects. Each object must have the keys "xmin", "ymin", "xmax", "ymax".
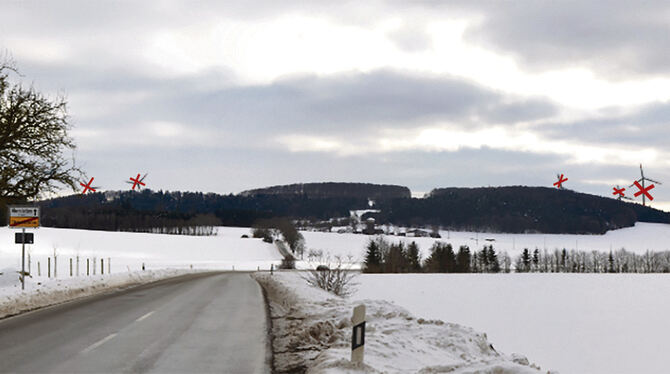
[
  {"xmin": 8, "ymin": 206, "xmax": 40, "ymax": 228},
  {"xmin": 15, "ymin": 232, "xmax": 34, "ymax": 244},
  {"xmin": 351, "ymin": 304, "xmax": 366, "ymax": 363}
]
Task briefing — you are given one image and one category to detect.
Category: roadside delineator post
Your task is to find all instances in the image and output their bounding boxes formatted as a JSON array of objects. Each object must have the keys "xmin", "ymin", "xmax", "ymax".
[{"xmin": 351, "ymin": 304, "xmax": 366, "ymax": 364}]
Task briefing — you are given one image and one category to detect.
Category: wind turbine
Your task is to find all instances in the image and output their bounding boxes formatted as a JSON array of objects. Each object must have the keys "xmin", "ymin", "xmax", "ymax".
[
  {"xmin": 630, "ymin": 164, "xmax": 662, "ymax": 206},
  {"xmin": 613, "ymin": 185, "xmax": 633, "ymax": 202},
  {"xmin": 126, "ymin": 173, "xmax": 148, "ymax": 191}
]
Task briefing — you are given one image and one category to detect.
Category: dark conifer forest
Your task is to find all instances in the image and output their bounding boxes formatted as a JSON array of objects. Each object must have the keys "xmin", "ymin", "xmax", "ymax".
[{"xmin": 35, "ymin": 183, "xmax": 670, "ymax": 234}]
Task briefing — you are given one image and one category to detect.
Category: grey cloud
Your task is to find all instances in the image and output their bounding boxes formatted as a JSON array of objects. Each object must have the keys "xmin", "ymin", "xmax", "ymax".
[
  {"xmin": 538, "ymin": 102, "xmax": 670, "ymax": 148},
  {"xmin": 115, "ymin": 70, "xmax": 558, "ymax": 137},
  {"xmin": 457, "ymin": 1, "xmax": 670, "ymax": 78}
]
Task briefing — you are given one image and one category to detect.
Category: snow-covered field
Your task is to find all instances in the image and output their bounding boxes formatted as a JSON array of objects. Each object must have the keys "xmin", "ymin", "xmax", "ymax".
[
  {"xmin": 352, "ymin": 273, "xmax": 670, "ymax": 374},
  {"xmin": 0, "ymin": 226, "xmax": 283, "ymax": 277},
  {"xmin": 301, "ymin": 222, "xmax": 670, "ymax": 262},
  {"xmin": 256, "ymin": 272, "xmax": 545, "ymax": 373}
]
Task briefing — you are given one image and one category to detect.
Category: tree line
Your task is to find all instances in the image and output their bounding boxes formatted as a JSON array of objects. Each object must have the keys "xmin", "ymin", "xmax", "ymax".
[{"xmin": 363, "ymin": 237, "xmax": 670, "ymax": 274}]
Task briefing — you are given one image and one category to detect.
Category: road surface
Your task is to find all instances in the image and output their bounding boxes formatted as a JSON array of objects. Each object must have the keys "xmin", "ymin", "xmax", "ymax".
[{"xmin": 0, "ymin": 272, "xmax": 271, "ymax": 373}]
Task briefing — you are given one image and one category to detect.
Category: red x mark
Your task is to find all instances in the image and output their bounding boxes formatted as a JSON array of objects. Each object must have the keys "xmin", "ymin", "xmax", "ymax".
[
  {"xmin": 612, "ymin": 187, "xmax": 626, "ymax": 197},
  {"xmin": 80, "ymin": 177, "xmax": 96, "ymax": 194},
  {"xmin": 10, "ymin": 217, "xmax": 38, "ymax": 227},
  {"xmin": 129, "ymin": 174, "xmax": 146, "ymax": 190},
  {"xmin": 554, "ymin": 174, "xmax": 568, "ymax": 189},
  {"xmin": 633, "ymin": 181, "xmax": 655, "ymax": 201}
]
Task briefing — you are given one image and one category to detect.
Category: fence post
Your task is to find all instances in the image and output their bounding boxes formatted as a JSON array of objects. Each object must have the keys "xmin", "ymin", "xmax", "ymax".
[
  {"xmin": 101, "ymin": 258, "xmax": 104, "ymax": 275},
  {"xmin": 76, "ymin": 256, "xmax": 80, "ymax": 276},
  {"xmin": 38, "ymin": 261, "xmax": 41, "ymax": 277},
  {"xmin": 70, "ymin": 258, "xmax": 73, "ymax": 277},
  {"xmin": 54, "ymin": 255, "xmax": 57, "ymax": 278},
  {"xmin": 87, "ymin": 258, "xmax": 90, "ymax": 276},
  {"xmin": 108, "ymin": 258, "xmax": 111, "ymax": 274},
  {"xmin": 48, "ymin": 258, "xmax": 51, "ymax": 278}
]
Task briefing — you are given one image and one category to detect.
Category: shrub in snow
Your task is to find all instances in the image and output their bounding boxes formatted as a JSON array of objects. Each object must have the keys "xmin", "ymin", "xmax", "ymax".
[{"xmin": 303, "ymin": 255, "xmax": 357, "ymax": 297}]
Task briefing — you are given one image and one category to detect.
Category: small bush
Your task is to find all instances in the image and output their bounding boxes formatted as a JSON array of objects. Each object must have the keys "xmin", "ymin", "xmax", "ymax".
[{"xmin": 303, "ymin": 255, "xmax": 357, "ymax": 297}]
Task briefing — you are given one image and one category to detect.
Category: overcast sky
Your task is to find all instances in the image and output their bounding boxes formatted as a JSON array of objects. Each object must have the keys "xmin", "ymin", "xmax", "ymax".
[{"xmin": 2, "ymin": 1, "xmax": 669, "ymax": 210}]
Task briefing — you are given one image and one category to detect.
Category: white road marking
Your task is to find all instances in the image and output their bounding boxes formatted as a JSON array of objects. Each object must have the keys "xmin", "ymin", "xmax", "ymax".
[
  {"xmin": 81, "ymin": 333, "xmax": 117, "ymax": 354},
  {"xmin": 135, "ymin": 311, "xmax": 155, "ymax": 322}
]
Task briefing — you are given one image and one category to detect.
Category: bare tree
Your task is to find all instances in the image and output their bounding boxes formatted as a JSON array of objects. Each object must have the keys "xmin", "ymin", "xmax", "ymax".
[{"xmin": 0, "ymin": 59, "xmax": 83, "ymax": 215}]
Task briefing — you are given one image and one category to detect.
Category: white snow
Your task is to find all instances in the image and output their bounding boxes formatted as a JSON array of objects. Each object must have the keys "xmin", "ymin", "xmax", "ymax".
[
  {"xmin": 301, "ymin": 222, "xmax": 670, "ymax": 263},
  {"xmin": 255, "ymin": 271, "xmax": 546, "ymax": 374},
  {"xmin": 0, "ymin": 226, "xmax": 283, "ymax": 276},
  {"xmin": 351, "ymin": 273, "xmax": 670, "ymax": 374}
]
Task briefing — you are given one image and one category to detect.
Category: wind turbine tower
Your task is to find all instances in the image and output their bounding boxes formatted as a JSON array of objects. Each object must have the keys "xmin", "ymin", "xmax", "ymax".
[{"xmin": 631, "ymin": 164, "xmax": 662, "ymax": 206}]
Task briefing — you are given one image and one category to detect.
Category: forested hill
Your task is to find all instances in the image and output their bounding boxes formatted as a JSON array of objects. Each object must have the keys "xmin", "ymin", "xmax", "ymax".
[
  {"xmin": 240, "ymin": 182, "xmax": 411, "ymax": 199},
  {"xmin": 35, "ymin": 185, "xmax": 670, "ymax": 234},
  {"xmin": 374, "ymin": 186, "xmax": 670, "ymax": 234}
]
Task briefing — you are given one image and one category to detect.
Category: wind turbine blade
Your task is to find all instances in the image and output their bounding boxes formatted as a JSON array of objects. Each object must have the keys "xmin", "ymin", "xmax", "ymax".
[{"xmin": 646, "ymin": 178, "xmax": 662, "ymax": 184}]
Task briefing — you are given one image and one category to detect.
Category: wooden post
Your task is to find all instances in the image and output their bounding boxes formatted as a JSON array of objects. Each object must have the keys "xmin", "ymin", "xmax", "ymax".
[
  {"xmin": 38, "ymin": 261, "xmax": 41, "ymax": 277},
  {"xmin": 351, "ymin": 304, "xmax": 366, "ymax": 364},
  {"xmin": 108, "ymin": 258, "xmax": 111, "ymax": 274},
  {"xmin": 76, "ymin": 256, "xmax": 80, "ymax": 276},
  {"xmin": 87, "ymin": 258, "xmax": 90, "ymax": 276},
  {"xmin": 48, "ymin": 257, "xmax": 51, "ymax": 278},
  {"xmin": 70, "ymin": 258, "xmax": 73, "ymax": 276},
  {"xmin": 101, "ymin": 258, "xmax": 104, "ymax": 275},
  {"xmin": 270, "ymin": 263, "xmax": 274, "ymax": 275},
  {"xmin": 54, "ymin": 254, "xmax": 57, "ymax": 278}
]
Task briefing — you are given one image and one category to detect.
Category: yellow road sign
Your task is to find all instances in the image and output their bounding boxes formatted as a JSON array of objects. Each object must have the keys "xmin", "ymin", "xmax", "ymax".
[
  {"xmin": 9, "ymin": 216, "xmax": 40, "ymax": 228},
  {"xmin": 8, "ymin": 206, "xmax": 40, "ymax": 228}
]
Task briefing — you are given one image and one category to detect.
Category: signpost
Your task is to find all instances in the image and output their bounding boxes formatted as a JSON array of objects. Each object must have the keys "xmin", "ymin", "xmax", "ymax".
[
  {"xmin": 351, "ymin": 304, "xmax": 366, "ymax": 364},
  {"xmin": 8, "ymin": 206, "xmax": 40, "ymax": 290}
]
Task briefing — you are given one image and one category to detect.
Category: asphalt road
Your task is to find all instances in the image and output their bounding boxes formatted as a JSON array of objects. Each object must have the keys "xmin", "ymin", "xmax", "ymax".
[{"xmin": 0, "ymin": 272, "xmax": 271, "ymax": 373}]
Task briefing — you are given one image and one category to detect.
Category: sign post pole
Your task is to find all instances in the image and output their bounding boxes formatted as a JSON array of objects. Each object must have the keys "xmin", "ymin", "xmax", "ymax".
[
  {"xmin": 21, "ymin": 227, "xmax": 25, "ymax": 290},
  {"xmin": 9, "ymin": 206, "xmax": 40, "ymax": 290}
]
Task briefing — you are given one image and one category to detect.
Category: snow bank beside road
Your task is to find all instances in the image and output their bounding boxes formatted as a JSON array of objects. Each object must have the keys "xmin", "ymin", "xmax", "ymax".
[
  {"xmin": 0, "ymin": 268, "xmax": 200, "ymax": 319},
  {"xmin": 254, "ymin": 272, "xmax": 546, "ymax": 374}
]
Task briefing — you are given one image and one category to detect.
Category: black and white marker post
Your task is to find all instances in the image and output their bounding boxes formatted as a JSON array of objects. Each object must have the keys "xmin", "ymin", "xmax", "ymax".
[{"xmin": 351, "ymin": 304, "xmax": 366, "ymax": 364}]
